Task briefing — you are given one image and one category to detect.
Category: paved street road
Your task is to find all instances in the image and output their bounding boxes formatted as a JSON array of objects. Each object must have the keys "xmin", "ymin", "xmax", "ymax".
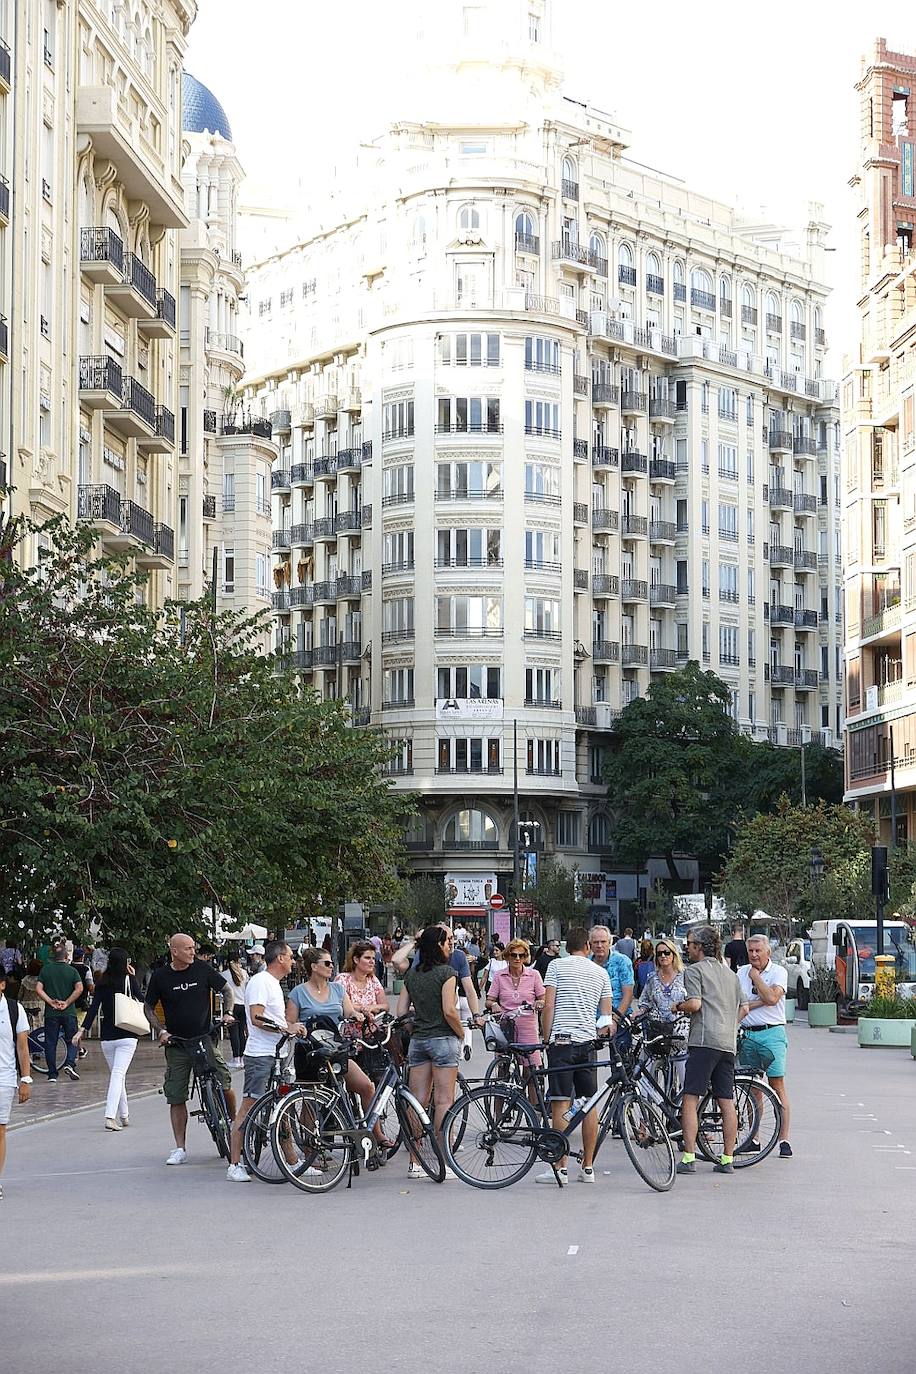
[{"xmin": 7, "ymin": 1021, "xmax": 915, "ymax": 1373}]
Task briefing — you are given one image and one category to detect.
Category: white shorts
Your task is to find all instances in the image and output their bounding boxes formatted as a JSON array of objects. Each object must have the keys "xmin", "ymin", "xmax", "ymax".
[{"xmin": 0, "ymin": 1085, "xmax": 16, "ymax": 1125}]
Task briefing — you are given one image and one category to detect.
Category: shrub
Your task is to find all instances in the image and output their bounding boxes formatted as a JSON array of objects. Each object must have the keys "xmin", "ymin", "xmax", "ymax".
[
  {"xmin": 858, "ymin": 995, "xmax": 916, "ymax": 1019},
  {"xmin": 808, "ymin": 965, "xmax": 838, "ymax": 1004}
]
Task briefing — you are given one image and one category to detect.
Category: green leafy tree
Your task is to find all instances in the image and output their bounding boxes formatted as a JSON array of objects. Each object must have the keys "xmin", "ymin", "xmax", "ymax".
[
  {"xmin": 521, "ymin": 858, "xmax": 589, "ymax": 939},
  {"xmin": 400, "ymin": 876, "xmax": 449, "ymax": 933},
  {"xmin": 731, "ymin": 738, "xmax": 844, "ymax": 812},
  {"xmin": 0, "ymin": 518, "xmax": 412, "ymax": 957},
  {"xmin": 720, "ymin": 800, "xmax": 876, "ymax": 933}
]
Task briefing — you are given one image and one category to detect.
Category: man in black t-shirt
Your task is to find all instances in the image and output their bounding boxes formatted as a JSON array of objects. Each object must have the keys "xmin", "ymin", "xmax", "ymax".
[
  {"xmin": 723, "ymin": 925, "xmax": 749, "ymax": 973},
  {"xmin": 145, "ymin": 933, "xmax": 237, "ymax": 1166}
]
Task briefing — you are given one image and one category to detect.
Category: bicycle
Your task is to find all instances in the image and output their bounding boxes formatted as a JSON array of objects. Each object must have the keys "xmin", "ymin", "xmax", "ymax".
[
  {"xmin": 26, "ymin": 1024, "xmax": 49, "ymax": 1075},
  {"xmin": 481, "ymin": 1004, "xmax": 539, "ymax": 1092},
  {"xmin": 442, "ymin": 1025, "xmax": 677, "ymax": 1192},
  {"xmin": 164, "ymin": 1026, "xmax": 232, "ymax": 1160},
  {"xmin": 268, "ymin": 1014, "xmax": 445, "ymax": 1192}
]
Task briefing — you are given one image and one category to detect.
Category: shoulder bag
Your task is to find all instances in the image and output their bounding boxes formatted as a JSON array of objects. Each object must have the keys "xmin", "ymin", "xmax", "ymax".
[{"xmin": 114, "ymin": 977, "xmax": 149, "ymax": 1037}]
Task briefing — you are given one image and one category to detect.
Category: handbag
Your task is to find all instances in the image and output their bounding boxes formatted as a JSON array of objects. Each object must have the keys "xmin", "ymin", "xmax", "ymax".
[{"xmin": 114, "ymin": 977, "xmax": 148, "ymax": 1037}]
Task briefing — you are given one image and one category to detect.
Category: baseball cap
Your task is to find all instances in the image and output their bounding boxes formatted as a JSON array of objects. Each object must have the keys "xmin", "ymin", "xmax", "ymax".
[{"xmin": 249, "ymin": 943, "xmax": 265, "ymax": 955}]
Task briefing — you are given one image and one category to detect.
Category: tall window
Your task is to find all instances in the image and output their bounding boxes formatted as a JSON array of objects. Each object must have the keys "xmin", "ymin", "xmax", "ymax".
[{"xmin": 458, "ymin": 203, "xmax": 480, "ymax": 231}]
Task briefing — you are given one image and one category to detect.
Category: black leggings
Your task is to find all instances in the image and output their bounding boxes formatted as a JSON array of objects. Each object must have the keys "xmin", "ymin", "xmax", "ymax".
[{"xmin": 228, "ymin": 1005, "xmax": 248, "ymax": 1059}]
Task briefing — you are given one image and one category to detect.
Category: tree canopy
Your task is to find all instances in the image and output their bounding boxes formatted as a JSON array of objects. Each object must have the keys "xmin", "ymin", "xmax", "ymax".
[
  {"xmin": 0, "ymin": 518, "xmax": 412, "ymax": 956},
  {"xmin": 520, "ymin": 857, "xmax": 589, "ymax": 937}
]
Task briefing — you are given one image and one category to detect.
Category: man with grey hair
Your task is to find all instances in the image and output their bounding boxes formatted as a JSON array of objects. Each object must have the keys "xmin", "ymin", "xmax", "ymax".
[
  {"xmin": 588, "ymin": 925, "xmax": 634, "ymax": 1018},
  {"xmin": 673, "ymin": 924, "xmax": 747, "ymax": 1175},
  {"xmin": 737, "ymin": 935, "xmax": 791, "ymax": 1157}
]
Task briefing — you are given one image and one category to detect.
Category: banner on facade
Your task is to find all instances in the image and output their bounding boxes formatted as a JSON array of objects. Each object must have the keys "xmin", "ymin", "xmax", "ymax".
[
  {"xmin": 575, "ymin": 871, "xmax": 618, "ymax": 904},
  {"xmin": 436, "ymin": 698, "xmax": 504, "ymax": 721},
  {"xmin": 445, "ymin": 873, "xmax": 497, "ymax": 908}
]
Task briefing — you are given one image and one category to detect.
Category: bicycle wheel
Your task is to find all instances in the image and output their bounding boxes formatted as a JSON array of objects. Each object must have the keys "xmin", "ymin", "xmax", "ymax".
[
  {"xmin": 395, "ymin": 1091, "xmax": 445, "ymax": 1181},
  {"xmin": 28, "ymin": 1030, "xmax": 49, "ymax": 1075},
  {"xmin": 442, "ymin": 1085, "xmax": 539, "ymax": 1189},
  {"xmin": 618, "ymin": 1093, "xmax": 676, "ymax": 1192},
  {"xmin": 242, "ymin": 1094, "xmax": 288, "ymax": 1183},
  {"xmin": 200, "ymin": 1078, "xmax": 231, "ymax": 1159},
  {"xmin": 595, "ymin": 1087, "xmax": 623, "ymax": 1155},
  {"xmin": 696, "ymin": 1076, "xmax": 782, "ymax": 1167},
  {"xmin": 269, "ymin": 1087, "xmax": 353, "ymax": 1193}
]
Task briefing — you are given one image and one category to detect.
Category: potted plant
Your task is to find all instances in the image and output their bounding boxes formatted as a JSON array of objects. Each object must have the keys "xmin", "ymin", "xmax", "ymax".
[
  {"xmin": 807, "ymin": 966, "xmax": 839, "ymax": 1027},
  {"xmin": 858, "ymin": 993, "xmax": 916, "ymax": 1047},
  {"xmin": 784, "ymin": 994, "xmax": 796, "ymax": 1024}
]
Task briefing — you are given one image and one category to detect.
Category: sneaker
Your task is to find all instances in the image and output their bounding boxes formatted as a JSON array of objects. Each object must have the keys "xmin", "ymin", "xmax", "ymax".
[
  {"xmin": 64, "ymin": 1064, "xmax": 80, "ymax": 1081},
  {"xmin": 0, "ymin": 1183, "xmax": 4, "ymax": 1200},
  {"xmin": 536, "ymin": 1167, "xmax": 568, "ymax": 1185},
  {"xmin": 165, "ymin": 1147, "xmax": 188, "ymax": 1166},
  {"xmin": 736, "ymin": 1138, "xmax": 762, "ymax": 1155},
  {"xmin": 119, "ymin": 1117, "xmax": 130, "ymax": 1128},
  {"xmin": 47, "ymin": 1077, "xmax": 58, "ymax": 1085},
  {"xmin": 779, "ymin": 1141, "xmax": 793, "ymax": 1159},
  {"xmin": 104, "ymin": 1118, "xmax": 122, "ymax": 1132},
  {"xmin": 713, "ymin": 1161, "xmax": 734, "ymax": 1174},
  {"xmin": 226, "ymin": 1163, "xmax": 251, "ymax": 1182},
  {"xmin": 676, "ymin": 1160, "xmax": 696, "ymax": 1175},
  {"xmin": 577, "ymin": 1166, "xmax": 596, "ymax": 1183},
  {"xmin": 407, "ymin": 1162, "xmax": 423, "ymax": 1180}
]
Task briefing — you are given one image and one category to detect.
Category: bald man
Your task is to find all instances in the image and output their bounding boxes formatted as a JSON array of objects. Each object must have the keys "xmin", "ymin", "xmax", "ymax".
[{"xmin": 144, "ymin": 934, "xmax": 237, "ymax": 1165}]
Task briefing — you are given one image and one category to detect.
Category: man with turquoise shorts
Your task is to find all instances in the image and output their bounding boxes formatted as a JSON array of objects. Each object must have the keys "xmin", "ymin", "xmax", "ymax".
[{"xmin": 737, "ymin": 936, "xmax": 792, "ymax": 1158}]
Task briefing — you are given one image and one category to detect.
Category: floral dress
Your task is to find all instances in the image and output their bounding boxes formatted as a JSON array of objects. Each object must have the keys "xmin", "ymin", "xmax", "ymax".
[
  {"xmin": 638, "ymin": 971, "xmax": 689, "ymax": 1052},
  {"xmin": 335, "ymin": 972, "xmax": 387, "ymax": 1015}
]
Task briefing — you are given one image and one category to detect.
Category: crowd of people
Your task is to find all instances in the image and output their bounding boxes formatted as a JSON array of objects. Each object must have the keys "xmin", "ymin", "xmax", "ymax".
[{"xmin": 0, "ymin": 918, "xmax": 793, "ymax": 1195}]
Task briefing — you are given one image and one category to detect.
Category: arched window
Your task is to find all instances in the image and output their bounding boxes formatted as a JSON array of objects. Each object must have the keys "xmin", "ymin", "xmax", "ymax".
[
  {"xmin": 791, "ymin": 299, "xmax": 803, "ymax": 324},
  {"xmin": 719, "ymin": 274, "xmax": 732, "ymax": 303},
  {"xmin": 458, "ymin": 203, "xmax": 480, "ymax": 232},
  {"xmin": 673, "ymin": 260, "xmax": 684, "ymax": 285},
  {"xmin": 690, "ymin": 267, "xmax": 713, "ymax": 293},
  {"xmin": 589, "ymin": 231, "xmax": 606, "ymax": 271},
  {"xmin": 645, "ymin": 251, "xmax": 661, "ymax": 276},
  {"xmin": 562, "ymin": 155, "xmax": 576, "ymax": 184},
  {"xmin": 765, "ymin": 291, "xmax": 780, "ymax": 317},
  {"xmin": 588, "ymin": 812, "xmax": 610, "ymax": 849},
  {"xmin": 790, "ymin": 299, "xmax": 805, "ymax": 340},
  {"xmin": 617, "ymin": 241, "xmax": 635, "ymax": 286},
  {"xmin": 618, "ymin": 241, "xmax": 633, "ymax": 268},
  {"xmin": 516, "ymin": 210, "xmax": 535, "ymax": 238},
  {"xmin": 443, "ymin": 807, "xmax": 499, "ymax": 846},
  {"xmin": 742, "ymin": 282, "xmax": 755, "ymax": 309}
]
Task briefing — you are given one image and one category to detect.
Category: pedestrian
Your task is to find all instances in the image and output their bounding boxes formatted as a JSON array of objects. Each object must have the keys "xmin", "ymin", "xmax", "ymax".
[
  {"xmin": 0, "ymin": 965, "xmax": 32, "ymax": 1200},
  {"xmin": 534, "ymin": 938, "xmax": 561, "ymax": 980},
  {"xmin": 737, "ymin": 935, "xmax": 792, "ymax": 1157},
  {"xmin": 143, "ymin": 933, "xmax": 238, "ymax": 1166},
  {"xmin": 537, "ymin": 926, "xmax": 613, "ymax": 1185},
  {"xmin": 0, "ymin": 941, "xmax": 23, "ymax": 976},
  {"xmin": 392, "ymin": 926, "xmax": 482, "ymax": 1021},
  {"xmin": 73, "ymin": 948, "xmax": 142, "ymax": 1132},
  {"xmin": 227, "ymin": 940, "xmax": 306, "ymax": 1182},
  {"xmin": 91, "ymin": 945, "xmax": 109, "ymax": 976},
  {"xmin": 636, "ymin": 938, "xmax": 689, "ymax": 1092},
  {"xmin": 381, "ymin": 933, "xmax": 394, "ymax": 988},
  {"xmin": 36, "ymin": 938, "xmax": 84, "ymax": 1083},
  {"xmin": 635, "ymin": 939, "xmax": 656, "ymax": 991},
  {"xmin": 73, "ymin": 948, "xmax": 95, "ymax": 1026},
  {"xmin": 724, "ymin": 924, "xmax": 749, "ymax": 973},
  {"xmin": 673, "ymin": 925, "xmax": 746, "ymax": 1175},
  {"xmin": 485, "ymin": 942, "xmax": 508, "ymax": 994},
  {"xmin": 336, "ymin": 941, "xmax": 389, "ymax": 1080},
  {"xmin": 247, "ymin": 943, "xmax": 266, "ymax": 975},
  {"xmin": 486, "ymin": 938, "xmax": 545, "ymax": 1095},
  {"xmin": 18, "ymin": 960, "xmax": 43, "ymax": 1030},
  {"xmin": 588, "ymin": 925, "xmax": 635, "ymax": 1017},
  {"xmin": 396, "ymin": 926, "xmax": 465, "ymax": 1178},
  {"xmin": 615, "ymin": 927, "xmax": 637, "ymax": 963},
  {"xmin": 222, "ymin": 954, "xmax": 249, "ymax": 1070}
]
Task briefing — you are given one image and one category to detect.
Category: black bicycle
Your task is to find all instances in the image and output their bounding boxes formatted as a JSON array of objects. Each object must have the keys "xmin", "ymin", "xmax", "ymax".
[
  {"xmin": 165, "ymin": 1027, "xmax": 232, "ymax": 1160},
  {"xmin": 268, "ymin": 1015, "xmax": 445, "ymax": 1192}
]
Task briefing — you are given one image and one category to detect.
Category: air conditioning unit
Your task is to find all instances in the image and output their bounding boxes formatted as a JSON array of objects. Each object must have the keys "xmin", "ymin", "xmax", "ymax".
[
  {"xmin": 595, "ymin": 702, "xmax": 614, "ymax": 729},
  {"xmin": 775, "ymin": 723, "xmax": 788, "ymax": 746}
]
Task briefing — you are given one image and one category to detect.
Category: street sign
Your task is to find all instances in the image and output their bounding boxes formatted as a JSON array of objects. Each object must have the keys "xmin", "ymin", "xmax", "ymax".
[{"xmin": 489, "ymin": 893, "xmax": 506, "ymax": 910}]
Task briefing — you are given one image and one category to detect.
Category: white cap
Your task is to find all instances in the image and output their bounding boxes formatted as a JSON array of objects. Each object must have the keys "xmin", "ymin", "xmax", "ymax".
[{"xmin": 249, "ymin": 943, "xmax": 265, "ymax": 955}]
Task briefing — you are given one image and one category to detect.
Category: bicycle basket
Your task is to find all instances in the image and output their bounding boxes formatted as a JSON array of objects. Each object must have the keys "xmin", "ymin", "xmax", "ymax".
[{"xmin": 484, "ymin": 1020, "xmax": 511, "ymax": 1053}]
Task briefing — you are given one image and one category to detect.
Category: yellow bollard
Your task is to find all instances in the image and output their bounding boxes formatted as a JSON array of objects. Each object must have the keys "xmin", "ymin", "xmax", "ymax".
[{"xmin": 874, "ymin": 953, "xmax": 896, "ymax": 1001}]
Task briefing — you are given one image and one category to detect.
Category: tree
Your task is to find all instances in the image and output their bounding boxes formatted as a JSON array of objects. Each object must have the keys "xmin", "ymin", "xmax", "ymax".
[
  {"xmin": 521, "ymin": 858, "xmax": 589, "ymax": 939},
  {"xmin": 602, "ymin": 661, "xmax": 739, "ymax": 880},
  {"xmin": 400, "ymin": 876, "xmax": 449, "ymax": 933},
  {"xmin": 731, "ymin": 738, "xmax": 844, "ymax": 812},
  {"xmin": 0, "ymin": 518, "xmax": 413, "ymax": 956},
  {"xmin": 720, "ymin": 800, "xmax": 876, "ymax": 933}
]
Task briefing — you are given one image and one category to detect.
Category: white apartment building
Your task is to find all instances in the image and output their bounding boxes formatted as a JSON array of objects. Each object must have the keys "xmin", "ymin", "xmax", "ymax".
[
  {"xmin": 243, "ymin": 0, "xmax": 843, "ymax": 902},
  {"xmin": 178, "ymin": 74, "xmax": 274, "ymax": 641}
]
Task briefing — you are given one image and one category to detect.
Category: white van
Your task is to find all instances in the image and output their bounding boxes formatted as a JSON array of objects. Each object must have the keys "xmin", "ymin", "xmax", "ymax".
[{"xmin": 810, "ymin": 918, "xmax": 916, "ymax": 1007}]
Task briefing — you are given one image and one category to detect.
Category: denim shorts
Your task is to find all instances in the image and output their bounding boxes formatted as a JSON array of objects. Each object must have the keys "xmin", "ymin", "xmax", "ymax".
[{"xmin": 407, "ymin": 1034, "xmax": 461, "ymax": 1069}]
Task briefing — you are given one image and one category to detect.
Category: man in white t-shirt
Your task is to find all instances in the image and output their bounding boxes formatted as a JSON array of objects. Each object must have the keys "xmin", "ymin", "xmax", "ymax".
[
  {"xmin": 227, "ymin": 940, "xmax": 305, "ymax": 1181},
  {"xmin": 0, "ymin": 967, "xmax": 32, "ymax": 1200},
  {"xmin": 538, "ymin": 926, "xmax": 613, "ymax": 1186},
  {"xmin": 737, "ymin": 935, "xmax": 792, "ymax": 1158}
]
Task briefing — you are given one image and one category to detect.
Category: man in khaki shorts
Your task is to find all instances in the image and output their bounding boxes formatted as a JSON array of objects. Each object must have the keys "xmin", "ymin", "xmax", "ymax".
[{"xmin": 144, "ymin": 934, "xmax": 237, "ymax": 1166}]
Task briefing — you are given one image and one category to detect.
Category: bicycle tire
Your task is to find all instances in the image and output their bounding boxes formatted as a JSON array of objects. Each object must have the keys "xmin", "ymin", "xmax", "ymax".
[
  {"xmin": 442, "ymin": 1084, "xmax": 539, "ymax": 1189},
  {"xmin": 732, "ymin": 1076, "xmax": 782, "ymax": 1168},
  {"xmin": 242, "ymin": 1093, "xmax": 288, "ymax": 1183},
  {"xmin": 200, "ymin": 1078, "xmax": 231, "ymax": 1160},
  {"xmin": 395, "ymin": 1090, "xmax": 445, "ymax": 1182},
  {"xmin": 595, "ymin": 1086, "xmax": 623, "ymax": 1155},
  {"xmin": 618, "ymin": 1093, "xmax": 676, "ymax": 1192},
  {"xmin": 28, "ymin": 1029, "xmax": 49, "ymax": 1075},
  {"xmin": 696, "ymin": 1075, "xmax": 782, "ymax": 1167},
  {"xmin": 269, "ymin": 1087, "xmax": 353, "ymax": 1193}
]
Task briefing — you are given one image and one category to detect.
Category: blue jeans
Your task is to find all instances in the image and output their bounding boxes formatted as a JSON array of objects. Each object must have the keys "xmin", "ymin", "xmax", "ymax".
[{"xmin": 44, "ymin": 1013, "xmax": 78, "ymax": 1077}]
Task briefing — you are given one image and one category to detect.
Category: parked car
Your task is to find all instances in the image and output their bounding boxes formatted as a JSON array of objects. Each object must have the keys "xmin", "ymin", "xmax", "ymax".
[{"xmin": 780, "ymin": 938, "xmax": 813, "ymax": 1008}]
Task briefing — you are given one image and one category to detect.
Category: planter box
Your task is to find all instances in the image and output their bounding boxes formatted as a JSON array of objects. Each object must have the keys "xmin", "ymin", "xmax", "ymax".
[
  {"xmin": 392, "ymin": 977, "xmax": 404, "ymax": 994},
  {"xmin": 808, "ymin": 1002, "xmax": 837, "ymax": 1028},
  {"xmin": 785, "ymin": 997, "xmax": 796, "ymax": 1024},
  {"xmin": 858, "ymin": 1018, "xmax": 915, "ymax": 1047}
]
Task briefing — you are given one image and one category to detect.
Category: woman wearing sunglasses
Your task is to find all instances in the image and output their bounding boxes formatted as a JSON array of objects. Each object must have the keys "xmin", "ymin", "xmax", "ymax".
[
  {"xmin": 486, "ymin": 938, "xmax": 545, "ymax": 1069},
  {"xmin": 636, "ymin": 939, "xmax": 690, "ymax": 1092},
  {"xmin": 286, "ymin": 947, "xmax": 394, "ymax": 1150}
]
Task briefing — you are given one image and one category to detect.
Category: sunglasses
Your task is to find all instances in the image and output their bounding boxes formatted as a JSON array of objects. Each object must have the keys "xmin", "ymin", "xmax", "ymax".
[
  {"xmin": 507, "ymin": 952, "xmax": 525, "ymax": 959},
  {"xmin": 655, "ymin": 949, "xmax": 673, "ymax": 958},
  {"xmin": 316, "ymin": 959, "xmax": 333, "ymax": 968}
]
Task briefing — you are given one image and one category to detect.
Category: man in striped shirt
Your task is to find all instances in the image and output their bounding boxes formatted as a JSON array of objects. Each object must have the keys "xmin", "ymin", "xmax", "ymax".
[{"xmin": 538, "ymin": 927, "xmax": 613, "ymax": 1185}]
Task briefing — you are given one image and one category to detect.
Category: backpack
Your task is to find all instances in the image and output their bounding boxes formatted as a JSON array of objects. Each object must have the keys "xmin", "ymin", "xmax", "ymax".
[{"xmin": 3, "ymin": 992, "xmax": 20, "ymax": 1043}]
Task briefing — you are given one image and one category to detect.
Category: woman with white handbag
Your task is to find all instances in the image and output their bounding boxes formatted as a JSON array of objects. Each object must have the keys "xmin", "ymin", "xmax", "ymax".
[{"xmin": 74, "ymin": 948, "xmax": 145, "ymax": 1131}]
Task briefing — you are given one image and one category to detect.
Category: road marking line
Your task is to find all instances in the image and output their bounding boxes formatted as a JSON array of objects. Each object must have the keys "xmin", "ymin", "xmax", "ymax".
[
  {"xmin": 6, "ymin": 1165, "xmax": 163, "ymax": 1182},
  {"xmin": 567, "ymin": 1246, "xmax": 579, "ymax": 1256},
  {"xmin": 0, "ymin": 1264, "xmax": 209, "ymax": 1286}
]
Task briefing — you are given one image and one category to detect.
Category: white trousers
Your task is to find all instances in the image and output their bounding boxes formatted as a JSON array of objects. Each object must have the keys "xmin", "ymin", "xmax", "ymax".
[{"xmin": 100, "ymin": 1038, "xmax": 137, "ymax": 1120}]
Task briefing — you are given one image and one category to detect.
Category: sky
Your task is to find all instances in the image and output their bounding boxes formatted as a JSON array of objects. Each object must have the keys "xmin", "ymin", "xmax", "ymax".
[{"xmin": 185, "ymin": 0, "xmax": 915, "ymax": 364}]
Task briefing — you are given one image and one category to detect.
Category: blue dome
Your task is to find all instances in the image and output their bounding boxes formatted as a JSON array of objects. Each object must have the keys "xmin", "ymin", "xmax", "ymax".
[{"xmin": 181, "ymin": 72, "xmax": 233, "ymax": 141}]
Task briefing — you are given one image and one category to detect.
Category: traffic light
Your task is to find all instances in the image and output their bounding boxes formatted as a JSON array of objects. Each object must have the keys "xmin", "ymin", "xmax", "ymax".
[{"xmin": 871, "ymin": 846, "xmax": 889, "ymax": 902}]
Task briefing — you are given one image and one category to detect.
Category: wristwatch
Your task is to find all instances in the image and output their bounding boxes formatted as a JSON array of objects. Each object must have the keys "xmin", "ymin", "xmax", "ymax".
[{"xmin": 20, "ymin": 1076, "xmax": 33, "ymax": 1084}]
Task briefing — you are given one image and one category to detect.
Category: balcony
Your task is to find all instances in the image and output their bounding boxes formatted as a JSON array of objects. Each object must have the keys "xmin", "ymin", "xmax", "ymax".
[
  {"xmin": 621, "ymin": 450, "xmax": 648, "ymax": 475},
  {"xmin": 336, "ymin": 447, "xmax": 362, "ymax": 474},
  {"xmin": 561, "ymin": 178, "xmax": 579, "ymax": 200},
  {"xmin": 141, "ymin": 288, "xmax": 176, "ymax": 339},
  {"xmin": 575, "ymin": 705, "xmax": 597, "ymax": 727},
  {"xmin": 80, "ymin": 227, "xmax": 125, "ymax": 284},
  {"xmin": 515, "ymin": 232, "xmax": 540, "ymax": 254},
  {"xmin": 271, "ymin": 469, "xmax": 291, "ymax": 491},
  {"xmin": 108, "ymin": 254, "xmax": 157, "ymax": 319},
  {"xmin": 290, "ymin": 464, "xmax": 313, "ymax": 486},
  {"xmin": 437, "ymin": 765, "xmax": 504, "ymax": 777},
  {"xmin": 138, "ymin": 404, "xmax": 176, "ymax": 454},
  {"xmin": 646, "ymin": 273, "xmax": 664, "ymax": 295},
  {"xmin": 622, "ymin": 644, "xmax": 649, "ymax": 666},
  {"xmin": 649, "ymin": 458, "xmax": 676, "ymax": 482},
  {"xmin": 766, "ymin": 313, "xmax": 783, "ymax": 333},
  {"xmin": 523, "ymin": 627, "xmax": 563, "ymax": 642},
  {"xmin": 794, "ymin": 550, "xmax": 818, "ymax": 572},
  {"xmin": 793, "ymin": 435, "xmax": 817, "ymax": 456},
  {"xmin": 720, "ymin": 297, "xmax": 733, "ymax": 318},
  {"xmin": 524, "ymin": 424, "xmax": 561, "ymax": 439},
  {"xmin": 795, "ymin": 669, "xmax": 818, "ymax": 690},
  {"xmin": 338, "ymin": 640, "xmax": 362, "ymax": 664},
  {"xmin": 203, "ymin": 409, "xmax": 217, "ymax": 434},
  {"xmin": 119, "ymin": 500, "xmax": 156, "ymax": 551},
  {"xmin": 769, "ymin": 431, "xmax": 793, "ymax": 453},
  {"xmin": 619, "ymin": 577, "xmax": 649, "ymax": 604},
  {"xmin": 592, "ymin": 574, "xmax": 619, "ymax": 596},
  {"xmin": 148, "ymin": 522, "xmax": 175, "ymax": 565},
  {"xmin": 650, "ymin": 583, "xmax": 677, "ymax": 606},
  {"xmin": 272, "ymin": 529, "xmax": 291, "ymax": 551},
  {"xmin": 573, "ymin": 502, "xmax": 589, "ymax": 524},
  {"xmin": 434, "ymin": 626, "xmax": 503, "ymax": 640},
  {"xmin": 552, "ymin": 239, "xmax": 601, "ymax": 273},
  {"xmin": 621, "ymin": 390, "xmax": 647, "ymax": 413},
  {"xmin": 336, "ymin": 573, "xmax": 364, "ymax": 599},
  {"xmin": 861, "ymin": 603, "xmax": 902, "ymax": 640},
  {"xmin": 574, "ymin": 569, "xmax": 589, "ymax": 591},
  {"xmin": 202, "ymin": 495, "xmax": 216, "ymax": 520},
  {"xmin": 435, "ymin": 422, "xmax": 504, "ymax": 436},
  {"xmin": 622, "ymin": 515, "xmax": 648, "ymax": 538},
  {"xmin": 573, "ymin": 438, "xmax": 589, "ymax": 460},
  {"xmin": 794, "ymin": 609, "xmax": 818, "ymax": 630},
  {"xmin": 592, "ymin": 640, "xmax": 620, "ymax": 663},
  {"xmin": 220, "ymin": 415, "xmax": 272, "ymax": 440},
  {"xmin": 592, "ymin": 507, "xmax": 619, "ymax": 532},
  {"xmin": 592, "ymin": 382, "xmax": 619, "ymax": 407},
  {"xmin": 690, "ymin": 289, "xmax": 716, "ymax": 311},
  {"xmin": 794, "ymin": 493, "xmax": 817, "ymax": 515},
  {"xmin": 106, "ymin": 375, "xmax": 157, "ymax": 439},
  {"xmin": 742, "ymin": 305, "xmax": 758, "ymax": 326},
  {"xmin": 791, "ymin": 321, "xmax": 806, "ymax": 341},
  {"xmin": 673, "ymin": 281, "xmax": 686, "ymax": 302},
  {"xmin": 312, "ymin": 516, "xmax": 335, "ymax": 541},
  {"xmin": 382, "ymin": 629, "xmax": 415, "ymax": 646},
  {"xmin": 619, "ymin": 264, "xmax": 638, "ymax": 287},
  {"xmin": 79, "ymin": 355, "xmax": 122, "ymax": 409},
  {"xmin": 767, "ymin": 664, "xmax": 795, "ymax": 685},
  {"xmin": 271, "ymin": 409, "xmax": 292, "ymax": 432},
  {"xmin": 769, "ymin": 486, "xmax": 793, "ymax": 509},
  {"xmin": 0, "ymin": 315, "xmax": 8, "ymax": 360},
  {"xmin": 592, "ymin": 444, "xmax": 619, "ymax": 468},
  {"xmin": 273, "ymin": 590, "xmax": 291, "ymax": 612},
  {"xmin": 649, "ymin": 397, "xmax": 676, "ymax": 421},
  {"xmin": 76, "ymin": 85, "xmax": 187, "ymax": 228},
  {"xmin": 207, "ymin": 330, "xmax": 245, "ymax": 361},
  {"xmin": 649, "ymin": 519, "xmax": 676, "ymax": 543},
  {"xmin": 382, "ymin": 491, "xmax": 415, "ymax": 509},
  {"xmin": 335, "ymin": 510, "xmax": 363, "ymax": 535},
  {"xmin": 312, "ymin": 580, "xmax": 336, "ymax": 605},
  {"xmin": 770, "ymin": 604, "xmax": 795, "ymax": 626},
  {"xmin": 770, "ymin": 545, "xmax": 794, "ymax": 567},
  {"xmin": 382, "ymin": 560, "xmax": 415, "ymax": 578},
  {"xmin": 77, "ymin": 483, "xmax": 122, "ymax": 530},
  {"xmin": 650, "ymin": 648, "xmax": 677, "ymax": 670}
]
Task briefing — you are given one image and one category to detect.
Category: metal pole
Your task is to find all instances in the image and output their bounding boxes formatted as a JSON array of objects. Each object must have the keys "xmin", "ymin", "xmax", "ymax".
[
  {"xmin": 800, "ymin": 742, "xmax": 806, "ymax": 808},
  {"xmin": 890, "ymin": 723, "xmax": 898, "ymax": 849},
  {"xmin": 211, "ymin": 544, "xmax": 218, "ymax": 616},
  {"xmin": 513, "ymin": 718, "xmax": 520, "ymax": 939}
]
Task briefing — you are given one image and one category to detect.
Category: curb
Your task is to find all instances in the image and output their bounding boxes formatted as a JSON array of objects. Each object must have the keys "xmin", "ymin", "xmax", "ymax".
[{"xmin": 8, "ymin": 1085, "xmax": 163, "ymax": 1132}]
